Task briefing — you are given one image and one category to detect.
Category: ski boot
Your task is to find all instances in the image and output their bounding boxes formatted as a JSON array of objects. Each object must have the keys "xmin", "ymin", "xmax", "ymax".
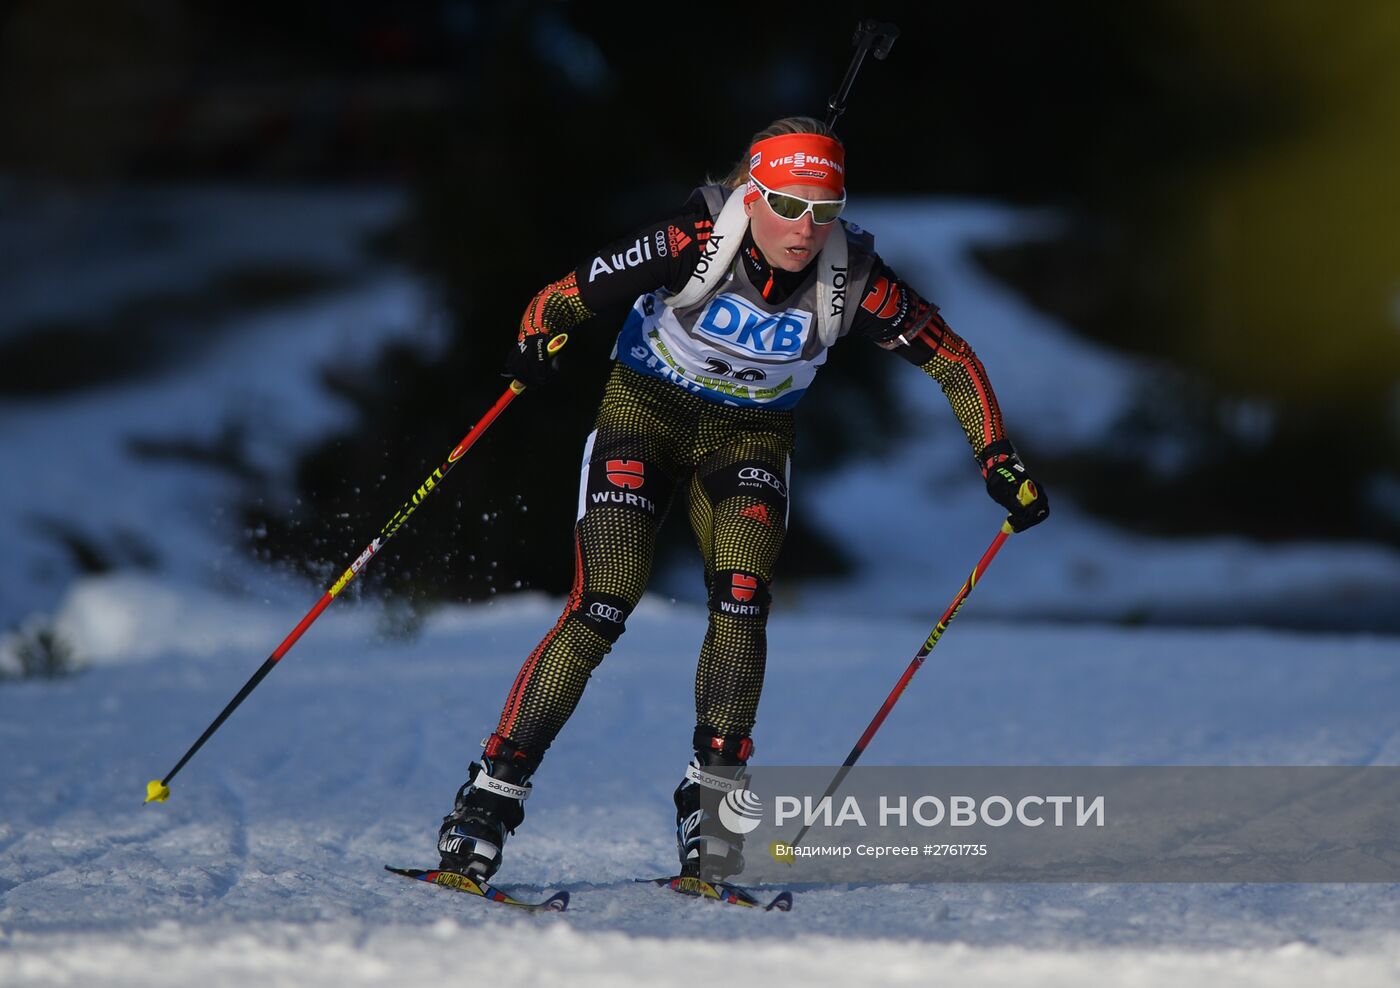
[
  {"xmin": 673, "ymin": 728, "xmax": 754, "ymax": 881},
  {"xmin": 437, "ymin": 734, "xmax": 537, "ymax": 880}
]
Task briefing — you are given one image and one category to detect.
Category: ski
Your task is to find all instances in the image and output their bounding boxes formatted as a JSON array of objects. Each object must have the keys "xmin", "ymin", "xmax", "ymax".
[
  {"xmin": 641, "ymin": 875, "xmax": 793, "ymax": 911},
  {"xmin": 385, "ymin": 866, "xmax": 569, "ymax": 912}
]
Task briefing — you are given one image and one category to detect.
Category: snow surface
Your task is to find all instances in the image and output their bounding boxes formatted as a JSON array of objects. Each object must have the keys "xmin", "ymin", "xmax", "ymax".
[
  {"xmin": 4, "ymin": 187, "xmax": 1400, "ymax": 984},
  {"xmin": 3, "ymin": 578, "xmax": 1400, "ymax": 986}
]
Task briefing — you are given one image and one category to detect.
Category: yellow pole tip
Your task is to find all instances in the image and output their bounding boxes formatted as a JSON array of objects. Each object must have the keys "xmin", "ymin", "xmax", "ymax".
[
  {"xmin": 768, "ymin": 840, "xmax": 795, "ymax": 865},
  {"xmin": 145, "ymin": 780, "xmax": 171, "ymax": 804}
]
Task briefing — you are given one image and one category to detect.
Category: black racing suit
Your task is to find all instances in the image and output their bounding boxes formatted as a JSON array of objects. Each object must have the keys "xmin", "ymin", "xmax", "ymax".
[{"xmin": 492, "ymin": 189, "xmax": 1007, "ymax": 760}]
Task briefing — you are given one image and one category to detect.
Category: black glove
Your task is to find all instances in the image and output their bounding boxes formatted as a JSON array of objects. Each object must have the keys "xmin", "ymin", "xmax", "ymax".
[
  {"xmin": 504, "ymin": 330, "xmax": 566, "ymax": 388},
  {"xmin": 980, "ymin": 440, "xmax": 1049, "ymax": 532}
]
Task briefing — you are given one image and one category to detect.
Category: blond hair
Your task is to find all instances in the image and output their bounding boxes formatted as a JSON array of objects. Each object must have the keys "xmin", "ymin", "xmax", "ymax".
[{"xmin": 716, "ymin": 116, "xmax": 839, "ymax": 190}]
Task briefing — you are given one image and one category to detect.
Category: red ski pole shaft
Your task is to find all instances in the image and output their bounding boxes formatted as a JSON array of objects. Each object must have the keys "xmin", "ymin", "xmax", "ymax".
[
  {"xmin": 145, "ymin": 337, "xmax": 567, "ymax": 804},
  {"xmin": 786, "ymin": 480, "xmax": 1038, "ymax": 849}
]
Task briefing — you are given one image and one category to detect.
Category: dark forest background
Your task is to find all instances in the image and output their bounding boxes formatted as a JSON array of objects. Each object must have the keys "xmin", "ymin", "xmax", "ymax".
[{"xmin": 4, "ymin": 1, "xmax": 1398, "ymax": 606}]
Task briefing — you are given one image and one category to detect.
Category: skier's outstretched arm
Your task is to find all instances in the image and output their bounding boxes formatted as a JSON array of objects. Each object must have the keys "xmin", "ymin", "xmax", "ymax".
[{"xmin": 853, "ymin": 259, "xmax": 1050, "ymax": 531}]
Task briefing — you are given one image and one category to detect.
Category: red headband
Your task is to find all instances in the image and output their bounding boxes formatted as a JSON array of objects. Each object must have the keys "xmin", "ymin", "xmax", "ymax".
[{"xmin": 744, "ymin": 133, "xmax": 846, "ymax": 202}]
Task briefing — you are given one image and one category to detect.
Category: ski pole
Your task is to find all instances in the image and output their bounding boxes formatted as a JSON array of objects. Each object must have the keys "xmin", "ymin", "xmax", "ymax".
[
  {"xmin": 826, "ymin": 20, "xmax": 900, "ymax": 131},
  {"xmin": 144, "ymin": 335, "xmax": 568, "ymax": 805},
  {"xmin": 785, "ymin": 480, "xmax": 1038, "ymax": 850}
]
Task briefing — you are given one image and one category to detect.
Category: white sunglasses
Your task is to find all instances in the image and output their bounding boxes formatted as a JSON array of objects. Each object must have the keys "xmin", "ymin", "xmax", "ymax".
[{"xmin": 749, "ymin": 176, "xmax": 846, "ymax": 225}]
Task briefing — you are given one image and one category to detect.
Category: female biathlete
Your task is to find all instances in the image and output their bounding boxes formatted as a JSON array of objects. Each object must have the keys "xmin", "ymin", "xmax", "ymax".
[{"xmin": 436, "ymin": 117, "xmax": 1049, "ymax": 883}]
